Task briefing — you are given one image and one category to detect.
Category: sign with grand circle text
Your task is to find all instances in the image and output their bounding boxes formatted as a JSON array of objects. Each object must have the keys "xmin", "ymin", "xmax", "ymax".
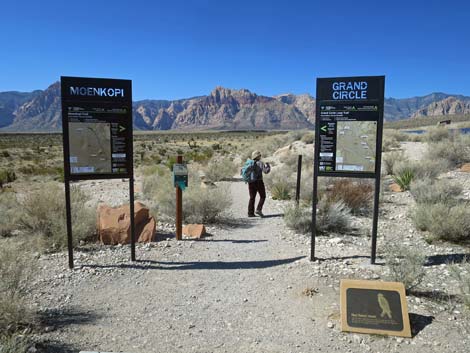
[{"xmin": 315, "ymin": 76, "xmax": 384, "ymax": 177}]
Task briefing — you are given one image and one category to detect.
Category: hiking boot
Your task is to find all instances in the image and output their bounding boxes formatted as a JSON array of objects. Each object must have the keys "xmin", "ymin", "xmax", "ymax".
[
  {"xmin": 248, "ymin": 213, "xmax": 256, "ymax": 218},
  {"xmin": 255, "ymin": 210, "xmax": 264, "ymax": 217}
]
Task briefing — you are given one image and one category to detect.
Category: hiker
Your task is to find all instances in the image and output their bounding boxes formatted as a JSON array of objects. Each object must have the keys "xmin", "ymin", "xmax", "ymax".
[{"xmin": 241, "ymin": 150, "xmax": 271, "ymax": 217}]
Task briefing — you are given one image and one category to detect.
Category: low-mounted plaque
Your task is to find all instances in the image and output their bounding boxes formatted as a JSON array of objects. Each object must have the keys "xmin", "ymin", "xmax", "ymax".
[{"xmin": 340, "ymin": 279, "xmax": 411, "ymax": 338}]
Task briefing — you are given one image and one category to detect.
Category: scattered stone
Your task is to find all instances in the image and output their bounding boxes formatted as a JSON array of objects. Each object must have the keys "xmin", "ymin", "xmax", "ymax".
[
  {"xmin": 182, "ymin": 224, "xmax": 206, "ymax": 239},
  {"xmin": 389, "ymin": 183, "xmax": 403, "ymax": 192},
  {"xmin": 460, "ymin": 163, "xmax": 470, "ymax": 173},
  {"xmin": 327, "ymin": 321, "xmax": 334, "ymax": 329}
]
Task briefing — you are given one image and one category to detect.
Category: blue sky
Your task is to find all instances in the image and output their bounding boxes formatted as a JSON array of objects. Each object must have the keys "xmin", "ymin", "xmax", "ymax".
[{"xmin": 1, "ymin": 0, "xmax": 469, "ymax": 100}]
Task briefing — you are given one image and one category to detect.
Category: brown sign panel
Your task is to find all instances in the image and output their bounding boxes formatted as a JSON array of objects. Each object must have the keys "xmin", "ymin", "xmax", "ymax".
[{"xmin": 340, "ymin": 279, "xmax": 411, "ymax": 337}]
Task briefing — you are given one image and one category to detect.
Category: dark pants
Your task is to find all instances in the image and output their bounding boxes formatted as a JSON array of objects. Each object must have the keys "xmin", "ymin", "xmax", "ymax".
[{"xmin": 248, "ymin": 180, "xmax": 266, "ymax": 215}]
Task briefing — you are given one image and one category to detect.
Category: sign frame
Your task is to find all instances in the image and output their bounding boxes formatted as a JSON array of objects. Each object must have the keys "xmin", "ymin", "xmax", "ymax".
[
  {"xmin": 340, "ymin": 279, "xmax": 411, "ymax": 338},
  {"xmin": 311, "ymin": 76, "xmax": 385, "ymax": 263},
  {"xmin": 61, "ymin": 76, "xmax": 136, "ymax": 268}
]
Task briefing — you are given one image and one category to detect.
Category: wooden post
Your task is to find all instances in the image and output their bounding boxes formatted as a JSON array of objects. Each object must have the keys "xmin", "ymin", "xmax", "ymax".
[{"xmin": 176, "ymin": 155, "xmax": 183, "ymax": 240}]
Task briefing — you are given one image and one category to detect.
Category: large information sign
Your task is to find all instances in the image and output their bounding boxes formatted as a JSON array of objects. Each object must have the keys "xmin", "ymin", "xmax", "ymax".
[
  {"xmin": 61, "ymin": 76, "xmax": 135, "ymax": 269},
  {"xmin": 315, "ymin": 76, "xmax": 384, "ymax": 177},
  {"xmin": 312, "ymin": 76, "xmax": 385, "ymax": 264},
  {"xmin": 61, "ymin": 76, "xmax": 133, "ymax": 180}
]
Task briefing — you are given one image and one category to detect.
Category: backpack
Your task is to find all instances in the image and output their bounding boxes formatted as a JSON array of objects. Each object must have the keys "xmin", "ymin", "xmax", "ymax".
[{"xmin": 240, "ymin": 159, "xmax": 255, "ymax": 183}]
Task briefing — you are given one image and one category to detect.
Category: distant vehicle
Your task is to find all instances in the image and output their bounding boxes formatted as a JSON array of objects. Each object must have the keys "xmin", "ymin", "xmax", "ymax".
[{"xmin": 437, "ymin": 119, "xmax": 451, "ymax": 126}]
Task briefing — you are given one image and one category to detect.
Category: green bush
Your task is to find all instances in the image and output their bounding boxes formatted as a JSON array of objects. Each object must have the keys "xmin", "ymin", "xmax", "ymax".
[
  {"xmin": 0, "ymin": 169, "xmax": 16, "ymax": 188},
  {"xmin": 412, "ymin": 202, "xmax": 470, "ymax": 242},
  {"xmin": 270, "ymin": 181, "xmax": 291, "ymax": 200},
  {"xmin": 410, "ymin": 178, "xmax": 462, "ymax": 205},
  {"xmin": 316, "ymin": 198, "xmax": 352, "ymax": 234},
  {"xmin": 18, "ymin": 183, "xmax": 96, "ymax": 250},
  {"xmin": 384, "ymin": 242, "xmax": 425, "ymax": 291},
  {"xmin": 284, "ymin": 204, "xmax": 311, "ymax": 234}
]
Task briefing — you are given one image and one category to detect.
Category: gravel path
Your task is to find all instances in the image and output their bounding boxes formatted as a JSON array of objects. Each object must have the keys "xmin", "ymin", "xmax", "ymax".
[{"xmin": 31, "ymin": 177, "xmax": 470, "ymax": 353}]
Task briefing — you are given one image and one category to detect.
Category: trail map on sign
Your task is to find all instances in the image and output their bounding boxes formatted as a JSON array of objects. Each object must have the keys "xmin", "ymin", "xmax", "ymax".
[
  {"xmin": 335, "ymin": 121, "xmax": 377, "ymax": 172},
  {"xmin": 69, "ymin": 122, "xmax": 112, "ymax": 174}
]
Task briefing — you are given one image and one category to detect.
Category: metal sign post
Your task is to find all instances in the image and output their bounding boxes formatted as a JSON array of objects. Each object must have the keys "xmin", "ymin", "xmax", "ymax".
[
  {"xmin": 61, "ymin": 76, "xmax": 134, "ymax": 269},
  {"xmin": 173, "ymin": 155, "xmax": 187, "ymax": 240},
  {"xmin": 311, "ymin": 76, "xmax": 385, "ymax": 264}
]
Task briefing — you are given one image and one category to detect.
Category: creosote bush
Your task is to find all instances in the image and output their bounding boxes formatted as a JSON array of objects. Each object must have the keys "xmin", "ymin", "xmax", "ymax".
[
  {"xmin": 383, "ymin": 151, "xmax": 407, "ymax": 175},
  {"xmin": 384, "ymin": 242, "xmax": 425, "ymax": 291},
  {"xmin": 424, "ymin": 126, "xmax": 450, "ymax": 143},
  {"xmin": 19, "ymin": 183, "xmax": 96, "ymax": 250},
  {"xmin": 426, "ymin": 134, "xmax": 470, "ymax": 168}
]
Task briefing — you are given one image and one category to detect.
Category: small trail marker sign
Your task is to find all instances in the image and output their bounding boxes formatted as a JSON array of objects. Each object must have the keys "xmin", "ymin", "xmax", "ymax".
[{"xmin": 340, "ymin": 279, "xmax": 411, "ymax": 338}]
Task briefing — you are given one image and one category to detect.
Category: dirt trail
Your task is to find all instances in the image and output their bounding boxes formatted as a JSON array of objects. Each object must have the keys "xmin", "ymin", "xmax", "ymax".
[{"xmin": 33, "ymin": 178, "xmax": 470, "ymax": 353}]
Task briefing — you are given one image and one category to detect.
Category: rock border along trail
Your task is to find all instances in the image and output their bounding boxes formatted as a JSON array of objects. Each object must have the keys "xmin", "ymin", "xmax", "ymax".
[{"xmin": 31, "ymin": 178, "xmax": 470, "ymax": 353}]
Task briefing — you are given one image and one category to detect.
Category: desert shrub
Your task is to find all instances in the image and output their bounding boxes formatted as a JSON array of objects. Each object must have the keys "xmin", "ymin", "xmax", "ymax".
[
  {"xmin": 412, "ymin": 202, "xmax": 470, "ymax": 242},
  {"xmin": 383, "ymin": 151, "xmax": 407, "ymax": 175},
  {"xmin": 426, "ymin": 134, "xmax": 470, "ymax": 168},
  {"xmin": 270, "ymin": 181, "xmax": 291, "ymax": 200},
  {"xmin": 324, "ymin": 179, "xmax": 373, "ymax": 215},
  {"xmin": 0, "ymin": 242, "xmax": 35, "ymax": 336},
  {"xmin": 316, "ymin": 198, "xmax": 352, "ymax": 234},
  {"xmin": 425, "ymin": 126, "xmax": 450, "ymax": 142},
  {"xmin": 0, "ymin": 169, "xmax": 16, "ymax": 188},
  {"xmin": 203, "ymin": 157, "xmax": 238, "ymax": 182},
  {"xmin": 410, "ymin": 178, "xmax": 462, "ymax": 204},
  {"xmin": 0, "ymin": 334, "xmax": 30, "ymax": 353},
  {"xmin": 143, "ymin": 165, "xmax": 232, "ymax": 223},
  {"xmin": 18, "ymin": 183, "xmax": 96, "ymax": 250},
  {"xmin": 382, "ymin": 136, "xmax": 400, "ymax": 152},
  {"xmin": 412, "ymin": 158, "xmax": 449, "ymax": 179},
  {"xmin": 0, "ymin": 193, "xmax": 19, "ymax": 237},
  {"xmin": 450, "ymin": 261, "xmax": 470, "ymax": 310},
  {"xmin": 284, "ymin": 204, "xmax": 311, "ymax": 234},
  {"xmin": 385, "ymin": 129, "xmax": 408, "ymax": 142},
  {"xmin": 384, "ymin": 243, "xmax": 425, "ymax": 291},
  {"xmin": 301, "ymin": 132, "xmax": 314, "ymax": 144},
  {"xmin": 392, "ymin": 166, "xmax": 414, "ymax": 191}
]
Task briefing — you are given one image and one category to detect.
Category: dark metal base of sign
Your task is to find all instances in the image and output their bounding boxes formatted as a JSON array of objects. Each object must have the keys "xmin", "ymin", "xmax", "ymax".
[{"xmin": 64, "ymin": 177, "xmax": 137, "ymax": 269}]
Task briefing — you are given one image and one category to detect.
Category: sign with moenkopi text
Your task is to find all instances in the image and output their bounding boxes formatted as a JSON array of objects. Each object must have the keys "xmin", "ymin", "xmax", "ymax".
[
  {"xmin": 315, "ymin": 76, "xmax": 384, "ymax": 177},
  {"xmin": 61, "ymin": 76, "xmax": 133, "ymax": 180},
  {"xmin": 340, "ymin": 279, "xmax": 411, "ymax": 337}
]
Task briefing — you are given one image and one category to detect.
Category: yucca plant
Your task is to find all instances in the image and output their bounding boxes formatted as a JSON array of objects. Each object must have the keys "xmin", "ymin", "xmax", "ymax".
[{"xmin": 392, "ymin": 169, "xmax": 414, "ymax": 191}]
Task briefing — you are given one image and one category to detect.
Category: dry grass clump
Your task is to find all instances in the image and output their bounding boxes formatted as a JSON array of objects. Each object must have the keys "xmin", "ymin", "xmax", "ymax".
[
  {"xmin": 323, "ymin": 179, "xmax": 373, "ymax": 215},
  {"xmin": 450, "ymin": 261, "xmax": 470, "ymax": 310},
  {"xmin": 0, "ymin": 193, "xmax": 19, "ymax": 238},
  {"xmin": 410, "ymin": 178, "xmax": 462, "ymax": 205},
  {"xmin": 0, "ymin": 242, "xmax": 36, "ymax": 343},
  {"xmin": 316, "ymin": 198, "xmax": 353, "ymax": 234},
  {"xmin": 18, "ymin": 183, "xmax": 96, "ymax": 250},
  {"xmin": 384, "ymin": 242, "xmax": 425, "ymax": 291},
  {"xmin": 143, "ymin": 164, "xmax": 232, "ymax": 223},
  {"xmin": 424, "ymin": 126, "xmax": 451, "ymax": 142},
  {"xmin": 283, "ymin": 204, "xmax": 311, "ymax": 234}
]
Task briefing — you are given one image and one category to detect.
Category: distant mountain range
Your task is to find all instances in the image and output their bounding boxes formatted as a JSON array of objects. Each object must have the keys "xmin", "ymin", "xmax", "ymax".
[{"xmin": 1, "ymin": 82, "xmax": 469, "ymax": 131}]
